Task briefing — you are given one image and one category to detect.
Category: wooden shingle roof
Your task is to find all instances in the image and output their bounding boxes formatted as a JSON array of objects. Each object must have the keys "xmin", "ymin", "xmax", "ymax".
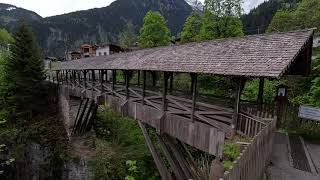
[{"xmin": 58, "ymin": 29, "xmax": 314, "ymax": 78}]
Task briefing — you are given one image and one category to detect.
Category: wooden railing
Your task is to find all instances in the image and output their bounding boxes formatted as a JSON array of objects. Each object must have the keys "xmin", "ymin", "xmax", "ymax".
[
  {"xmin": 236, "ymin": 112, "xmax": 267, "ymax": 138},
  {"xmin": 223, "ymin": 116, "xmax": 277, "ymax": 180}
]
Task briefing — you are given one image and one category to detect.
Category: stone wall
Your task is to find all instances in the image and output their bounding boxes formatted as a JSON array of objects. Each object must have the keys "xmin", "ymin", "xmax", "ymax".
[{"xmin": 58, "ymin": 86, "xmax": 82, "ymax": 138}]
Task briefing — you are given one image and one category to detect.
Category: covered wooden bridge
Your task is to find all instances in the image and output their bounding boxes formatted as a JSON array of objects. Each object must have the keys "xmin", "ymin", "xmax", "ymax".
[{"xmin": 53, "ymin": 29, "xmax": 314, "ymax": 180}]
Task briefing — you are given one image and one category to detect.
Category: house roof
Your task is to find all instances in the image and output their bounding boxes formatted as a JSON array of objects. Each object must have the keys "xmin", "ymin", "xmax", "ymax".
[{"xmin": 57, "ymin": 29, "xmax": 314, "ymax": 78}]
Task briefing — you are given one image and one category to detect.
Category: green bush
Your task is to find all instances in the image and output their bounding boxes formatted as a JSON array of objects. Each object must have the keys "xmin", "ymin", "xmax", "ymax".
[
  {"xmin": 223, "ymin": 143, "xmax": 240, "ymax": 160},
  {"xmin": 222, "ymin": 143, "xmax": 240, "ymax": 170},
  {"xmin": 223, "ymin": 160, "xmax": 233, "ymax": 170},
  {"xmin": 89, "ymin": 140, "xmax": 126, "ymax": 180},
  {"xmin": 91, "ymin": 105, "xmax": 160, "ymax": 180}
]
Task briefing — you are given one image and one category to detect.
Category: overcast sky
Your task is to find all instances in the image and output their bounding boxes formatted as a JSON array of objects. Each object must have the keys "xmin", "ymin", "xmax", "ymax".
[{"xmin": 0, "ymin": 0, "xmax": 266, "ymax": 17}]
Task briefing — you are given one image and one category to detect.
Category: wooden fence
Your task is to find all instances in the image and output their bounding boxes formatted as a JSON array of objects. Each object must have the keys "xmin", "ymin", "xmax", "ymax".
[{"xmin": 222, "ymin": 115, "xmax": 277, "ymax": 180}]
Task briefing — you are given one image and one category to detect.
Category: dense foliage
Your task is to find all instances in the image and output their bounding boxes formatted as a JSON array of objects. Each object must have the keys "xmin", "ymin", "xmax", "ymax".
[
  {"xmin": 0, "ymin": 22, "xmax": 68, "ymax": 178},
  {"xmin": 90, "ymin": 105, "xmax": 159, "ymax": 180},
  {"xmin": 204, "ymin": 0, "xmax": 242, "ymax": 17},
  {"xmin": 181, "ymin": 0, "xmax": 244, "ymax": 43},
  {"xmin": 266, "ymin": 0, "xmax": 320, "ymax": 109},
  {"xmin": 241, "ymin": 0, "xmax": 300, "ymax": 35},
  {"xmin": 180, "ymin": 11, "xmax": 202, "ymax": 43},
  {"xmin": 0, "ymin": 28, "xmax": 14, "ymax": 45},
  {"xmin": 138, "ymin": 11, "xmax": 171, "ymax": 48},
  {"xmin": 267, "ymin": 0, "xmax": 320, "ymax": 34}
]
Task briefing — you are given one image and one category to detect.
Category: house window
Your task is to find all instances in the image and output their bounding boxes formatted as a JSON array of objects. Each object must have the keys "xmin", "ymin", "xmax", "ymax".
[
  {"xmin": 84, "ymin": 48, "xmax": 89, "ymax": 53},
  {"xmin": 99, "ymin": 52, "xmax": 102, "ymax": 56},
  {"xmin": 104, "ymin": 52, "xmax": 107, "ymax": 56}
]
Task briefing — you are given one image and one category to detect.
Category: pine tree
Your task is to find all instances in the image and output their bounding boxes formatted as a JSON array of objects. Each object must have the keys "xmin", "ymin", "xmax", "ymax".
[
  {"xmin": 181, "ymin": 11, "xmax": 202, "ymax": 43},
  {"xmin": 1, "ymin": 21, "xmax": 46, "ymax": 121},
  {"xmin": 138, "ymin": 11, "xmax": 171, "ymax": 48}
]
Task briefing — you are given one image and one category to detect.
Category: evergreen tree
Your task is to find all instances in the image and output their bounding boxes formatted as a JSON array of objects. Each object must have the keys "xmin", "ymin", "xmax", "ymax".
[
  {"xmin": 138, "ymin": 11, "xmax": 171, "ymax": 48},
  {"xmin": 119, "ymin": 21, "xmax": 136, "ymax": 50},
  {"xmin": 1, "ymin": 21, "xmax": 46, "ymax": 121},
  {"xmin": 181, "ymin": 11, "xmax": 202, "ymax": 43}
]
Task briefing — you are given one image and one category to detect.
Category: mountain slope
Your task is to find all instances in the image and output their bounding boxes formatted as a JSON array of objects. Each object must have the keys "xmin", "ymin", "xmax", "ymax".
[
  {"xmin": 33, "ymin": 0, "xmax": 192, "ymax": 56},
  {"xmin": 0, "ymin": 3, "xmax": 41, "ymax": 29},
  {"xmin": 241, "ymin": 0, "xmax": 301, "ymax": 35}
]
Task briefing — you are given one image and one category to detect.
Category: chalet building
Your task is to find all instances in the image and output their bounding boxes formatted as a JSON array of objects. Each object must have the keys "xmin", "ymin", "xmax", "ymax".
[
  {"xmin": 80, "ymin": 44, "xmax": 98, "ymax": 58},
  {"xmin": 96, "ymin": 44, "xmax": 124, "ymax": 56},
  {"xmin": 65, "ymin": 44, "xmax": 124, "ymax": 61},
  {"xmin": 65, "ymin": 51, "xmax": 81, "ymax": 61}
]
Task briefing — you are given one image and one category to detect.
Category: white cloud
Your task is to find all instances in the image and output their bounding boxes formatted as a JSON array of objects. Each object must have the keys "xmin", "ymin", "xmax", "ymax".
[
  {"xmin": 242, "ymin": 0, "xmax": 267, "ymax": 13},
  {"xmin": 0, "ymin": 0, "xmax": 265, "ymax": 17}
]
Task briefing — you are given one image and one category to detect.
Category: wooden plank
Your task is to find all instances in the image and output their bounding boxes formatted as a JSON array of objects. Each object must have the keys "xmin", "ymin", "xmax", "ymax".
[
  {"xmin": 165, "ymin": 136, "xmax": 194, "ymax": 179},
  {"xmin": 156, "ymin": 135, "xmax": 187, "ymax": 180},
  {"xmin": 191, "ymin": 73, "xmax": 197, "ymax": 122},
  {"xmin": 137, "ymin": 121, "xmax": 173, "ymax": 180}
]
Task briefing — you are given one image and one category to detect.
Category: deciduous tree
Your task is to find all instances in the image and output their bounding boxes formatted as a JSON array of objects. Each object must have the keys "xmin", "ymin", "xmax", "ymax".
[
  {"xmin": 0, "ymin": 28, "xmax": 14, "ymax": 44},
  {"xmin": 181, "ymin": 11, "xmax": 202, "ymax": 43},
  {"xmin": 138, "ymin": 11, "xmax": 171, "ymax": 48},
  {"xmin": 267, "ymin": 0, "xmax": 320, "ymax": 33},
  {"xmin": 196, "ymin": 0, "xmax": 244, "ymax": 41}
]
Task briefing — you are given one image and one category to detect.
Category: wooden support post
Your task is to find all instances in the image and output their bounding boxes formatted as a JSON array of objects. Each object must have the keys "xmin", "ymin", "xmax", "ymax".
[
  {"xmin": 105, "ymin": 70, "xmax": 108, "ymax": 83},
  {"xmin": 100, "ymin": 70, "xmax": 104, "ymax": 92},
  {"xmin": 62, "ymin": 71, "xmax": 64, "ymax": 83},
  {"xmin": 159, "ymin": 72, "xmax": 169, "ymax": 135},
  {"xmin": 152, "ymin": 71, "xmax": 156, "ymax": 87},
  {"xmin": 163, "ymin": 72, "xmax": 169, "ymax": 111},
  {"xmin": 71, "ymin": 70, "xmax": 75, "ymax": 87},
  {"xmin": 80, "ymin": 99, "xmax": 95, "ymax": 134},
  {"xmin": 91, "ymin": 70, "xmax": 95, "ymax": 97},
  {"xmin": 169, "ymin": 72, "xmax": 173, "ymax": 93},
  {"xmin": 83, "ymin": 70, "xmax": 87, "ymax": 92},
  {"xmin": 125, "ymin": 70, "xmax": 130, "ymax": 100},
  {"xmin": 191, "ymin": 73, "xmax": 197, "ymax": 122},
  {"xmin": 66, "ymin": 70, "xmax": 69, "ymax": 85},
  {"xmin": 72, "ymin": 99, "xmax": 84, "ymax": 135},
  {"xmin": 137, "ymin": 121, "xmax": 173, "ymax": 180},
  {"xmin": 77, "ymin": 71, "xmax": 81, "ymax": 87},
  {"xmin": 257, "ymin": 78, "xmax": 264, "ymax": 111},
  {"xmin": 56, "ymin": 71, "xmax": 59, "ymax": 84},
  {"xmin": 142, "ymin": 71, "xmax": 146, "ymax": 105},
  {"xmin": 232, "ymin": 78, "xmax": 246, "ymax": 138},
  {"xmin": 112, "ymin": 70, "xmax": 116, "ymax": 91},
  {"xmin": 137, "ymin": 70, "xmax": 141, "ymax": 87}
]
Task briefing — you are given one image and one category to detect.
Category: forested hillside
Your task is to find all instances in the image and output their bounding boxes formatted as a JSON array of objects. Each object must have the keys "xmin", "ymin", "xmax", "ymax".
[
  {"xmin": 242, "ymin": 0, "xmax": 301, "ymax": 35},
  {"xmin": 0, "ymin": 0, "xmax": 192, "ymax": 57}
]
